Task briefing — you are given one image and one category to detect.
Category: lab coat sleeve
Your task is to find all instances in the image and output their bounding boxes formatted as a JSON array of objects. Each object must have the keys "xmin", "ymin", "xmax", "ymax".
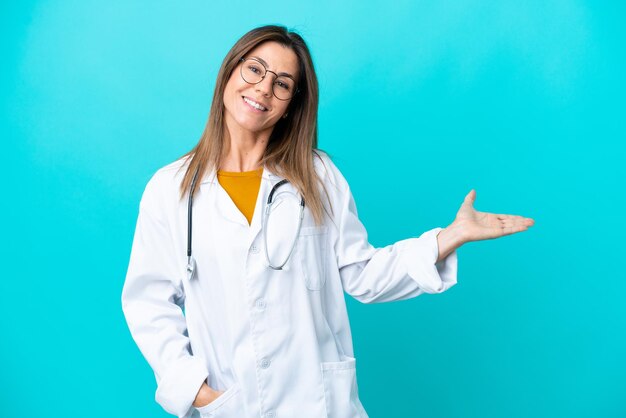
[
  {"xmin": 121, "ymin": 177, "xmax": 208, "ymax": 418},
  {"xmin": 332, "ymin": 169, "xmax": 458, "ymax": 304}
]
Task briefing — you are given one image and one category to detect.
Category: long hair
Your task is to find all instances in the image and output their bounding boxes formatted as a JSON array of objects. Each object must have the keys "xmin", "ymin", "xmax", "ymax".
[{"xmin": 178, "ymin": 25, "xmax": 329, "ymax": 225}]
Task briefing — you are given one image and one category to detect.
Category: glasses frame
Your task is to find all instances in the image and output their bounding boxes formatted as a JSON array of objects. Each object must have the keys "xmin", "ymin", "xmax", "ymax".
[{"xmin": 238, "ymin": 57, "xmax": 299, "ymax": 101}]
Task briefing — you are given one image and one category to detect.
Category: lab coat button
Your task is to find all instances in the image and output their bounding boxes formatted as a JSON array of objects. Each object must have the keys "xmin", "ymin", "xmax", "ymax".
[
  {"xmin": 250, "ymin": 245, "xmax": 260, "ymax": 254},
  {"xmin": 260, "ymin": 358, "xmax": 271, "ymax": 369},
  {"xmin": 264, "ymin": 411, "xmax": 275, "ymax": 418},
  {"xmin": 255, "ymin": 298, "xmax": 266, "ymax": 310}
]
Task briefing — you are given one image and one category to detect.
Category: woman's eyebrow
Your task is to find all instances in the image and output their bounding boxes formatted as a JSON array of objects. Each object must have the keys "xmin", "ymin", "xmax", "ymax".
[{"xmin": 252, "ymin": 56, "xmax": 295, "ymax": 78}]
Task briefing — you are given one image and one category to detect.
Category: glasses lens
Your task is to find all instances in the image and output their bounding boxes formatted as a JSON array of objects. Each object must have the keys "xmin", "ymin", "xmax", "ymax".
[
  {"xmin": 240, "ymin": 59, "xmax": 296, "ymax": 101},
  {"xmin": 241, "ymin": 59, "xmax": 264, "ymax": 84},
  {"xmin": 273, "ymin": 77, "xmax": 295, "ymax": 100}
]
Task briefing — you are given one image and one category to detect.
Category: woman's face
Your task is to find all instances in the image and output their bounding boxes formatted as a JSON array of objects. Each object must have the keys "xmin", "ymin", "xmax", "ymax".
[{"xmin": 223, "ymin": 41, "xmax": 300, "ymax": 138}]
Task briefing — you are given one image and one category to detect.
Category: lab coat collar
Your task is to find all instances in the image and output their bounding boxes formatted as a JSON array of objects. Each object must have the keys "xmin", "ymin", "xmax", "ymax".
[
  {"xmin": 198, "ymin": 166, "xmax": 286, "ymax": 247},
  {"xmin": 199, "ymin": 166, "xmax": 284, "ymax": 185}
]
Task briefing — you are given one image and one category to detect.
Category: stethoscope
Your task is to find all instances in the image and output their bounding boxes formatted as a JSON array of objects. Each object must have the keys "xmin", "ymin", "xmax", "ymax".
[{"xmin": 186, "ymin": 167, "xmax": 305, "ymax": 280}]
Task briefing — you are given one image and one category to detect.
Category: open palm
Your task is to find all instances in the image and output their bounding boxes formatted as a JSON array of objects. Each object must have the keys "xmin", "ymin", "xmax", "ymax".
[{"xmin": 453, "ymin": 189, "xmax": 535, "ymax": 243}]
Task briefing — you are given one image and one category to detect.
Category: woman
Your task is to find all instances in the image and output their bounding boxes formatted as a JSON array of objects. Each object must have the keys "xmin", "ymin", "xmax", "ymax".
[{"xmin": 121, "ymin": 25, "xmax": 534, "ymax": 418}]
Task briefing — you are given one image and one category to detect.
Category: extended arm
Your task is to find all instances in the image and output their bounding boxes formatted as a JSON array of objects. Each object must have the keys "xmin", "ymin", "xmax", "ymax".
[{"xmin": 329, "ymin": 162, "xmax": 458, "ymax": 303}]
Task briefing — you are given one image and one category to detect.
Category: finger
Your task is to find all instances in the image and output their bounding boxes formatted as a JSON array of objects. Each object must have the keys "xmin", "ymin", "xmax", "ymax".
[
  {"xmin": 494, "ymin": 214, "xmax": 531, "ymax": 228},
  {"xmin": 499, "ymin": 217, "xmax": 532, "ymax": 228},
  {"xmin": 495, "ymin": 214, "xmax": 535, "ymax": 227},
  {"xmin": 499, "ymin": 222, "xmax": 532, "ymax": 236},
  {"xmin": 462, "ymin": 189, "xmax": 476, "ymax": 207}
]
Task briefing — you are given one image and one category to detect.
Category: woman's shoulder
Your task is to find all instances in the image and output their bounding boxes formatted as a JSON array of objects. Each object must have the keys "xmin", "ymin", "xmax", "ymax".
[
  {"xmin": 140, "ymin": 157, "xmax": 189, "ymax": 206},
  {"xmin": 312, "ymin": 149, "xmax": 350, "ymax": 193},
  {"xmin": 148, "ymin": 157, "xmax": 189, "ymax": 186},
  {"xmin": 154, "ymin": 157, "xmax": 189, "ymax": 181}
]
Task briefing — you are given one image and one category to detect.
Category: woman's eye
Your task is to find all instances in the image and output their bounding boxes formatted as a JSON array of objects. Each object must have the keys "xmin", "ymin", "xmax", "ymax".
[
  {"xmin": 276, "ymin": 80, "xmax": 291, "ymax": 90},
  {"xmin": 249, "ymin": 66, "xmax": 261, "ymax": 74}
]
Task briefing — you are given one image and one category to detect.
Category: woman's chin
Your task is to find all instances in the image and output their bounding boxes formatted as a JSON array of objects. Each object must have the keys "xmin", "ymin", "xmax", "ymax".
[{"xmin": 233, "ymin": 116, "xmax": 275, "ymax": 135}]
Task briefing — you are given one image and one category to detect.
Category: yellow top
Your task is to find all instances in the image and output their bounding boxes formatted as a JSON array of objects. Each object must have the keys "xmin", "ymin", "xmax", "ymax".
[{"xmin": 217, "ymin": 168, "xmax": 263, "ymax": 225}]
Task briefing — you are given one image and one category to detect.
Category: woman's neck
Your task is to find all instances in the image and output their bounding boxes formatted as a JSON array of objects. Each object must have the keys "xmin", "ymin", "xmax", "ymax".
[{"xmin": 221, "ymin": 128, "xmax": 270, "ymax": 172}]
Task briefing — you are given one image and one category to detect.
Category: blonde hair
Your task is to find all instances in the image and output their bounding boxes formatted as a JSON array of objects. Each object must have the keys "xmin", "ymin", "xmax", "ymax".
[{"xmin": 178, "ymin": 25, "xmax": 329, "ymax": 225}]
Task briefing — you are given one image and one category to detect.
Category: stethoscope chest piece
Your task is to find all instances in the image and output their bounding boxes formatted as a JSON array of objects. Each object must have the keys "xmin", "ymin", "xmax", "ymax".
[{"xmin": 186, "ymin": 256, "xmax": 197, "ymax": 281}]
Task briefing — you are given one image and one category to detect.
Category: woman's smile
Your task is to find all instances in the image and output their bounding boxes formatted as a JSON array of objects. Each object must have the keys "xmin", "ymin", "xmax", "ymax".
[{"xmin": 242, "ymin": 96, "xmax": 269, "ymax": 112}]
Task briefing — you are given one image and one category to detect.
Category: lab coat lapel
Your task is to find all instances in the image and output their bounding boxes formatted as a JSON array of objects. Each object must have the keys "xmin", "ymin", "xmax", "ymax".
[
  {"xmin": 198, "ymin": 167, "xmax": 285, "ymax": 246},
  {"xmin": 199, "ymin": 170, "xmax": 249, "ymax": 227}
]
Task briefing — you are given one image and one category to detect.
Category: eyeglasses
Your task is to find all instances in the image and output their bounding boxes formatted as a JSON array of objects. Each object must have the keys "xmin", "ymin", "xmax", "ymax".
[{"xmin": 239, "ymin": 57, "xmax": 298, "ymax": 101}]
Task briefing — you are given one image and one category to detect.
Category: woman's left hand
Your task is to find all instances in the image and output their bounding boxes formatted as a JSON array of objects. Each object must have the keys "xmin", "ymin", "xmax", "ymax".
[
  {"xmin": 452, "ymin": 189, "xmax": 535, "ymax": 244},
  {"xmin": 436, "ymin": 189, "xmax": 535, "ymax": 262}
]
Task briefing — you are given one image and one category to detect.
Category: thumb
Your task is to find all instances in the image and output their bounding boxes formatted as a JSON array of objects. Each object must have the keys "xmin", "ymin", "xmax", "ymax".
[{"xmin": 462, "ymin": 189, "xmax": 476, "ymax": 206}]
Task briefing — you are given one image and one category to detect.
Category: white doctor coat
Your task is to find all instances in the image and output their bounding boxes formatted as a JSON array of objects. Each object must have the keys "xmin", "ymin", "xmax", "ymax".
[{"xmin": 121, "ymin": 152, "xmax": 458, "ymax": 418}]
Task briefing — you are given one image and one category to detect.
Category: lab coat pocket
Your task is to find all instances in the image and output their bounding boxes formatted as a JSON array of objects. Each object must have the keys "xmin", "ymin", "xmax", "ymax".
[
  {"xmin": 195, "ymin": 382, "xmax": 242, "ymax": 417},
  {"xmin": 298, "ymin": 226, "xmax": 328, "ymax": 291},
  {"xmin": 321, "ymin": 356, "xmax": 368, "ymax": 418}
]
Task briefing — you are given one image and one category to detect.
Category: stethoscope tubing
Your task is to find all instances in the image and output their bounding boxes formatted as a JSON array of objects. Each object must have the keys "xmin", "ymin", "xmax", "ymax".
[
  {"xmin": 263, "ymin": 179, "xmax": 305, "ymax": 270},
  {"xmin": 186, "ymin": 168, "xmax": 304, "ymax": 280},
  {"xmin": 186, "ymin": 167, "xmax": 200, "ymax": 280}
]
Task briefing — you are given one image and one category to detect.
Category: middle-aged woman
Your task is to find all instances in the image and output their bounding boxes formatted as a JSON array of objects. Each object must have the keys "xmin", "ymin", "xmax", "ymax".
[{"xmin": 121, "ymin": 25, "xmax": 535, "ymax": 418}]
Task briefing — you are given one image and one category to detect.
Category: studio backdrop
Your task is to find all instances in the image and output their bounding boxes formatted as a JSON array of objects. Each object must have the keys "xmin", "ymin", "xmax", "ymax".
[{"xmin": 2, "ymin": 1, "xmax": 624, "ymax": 417}]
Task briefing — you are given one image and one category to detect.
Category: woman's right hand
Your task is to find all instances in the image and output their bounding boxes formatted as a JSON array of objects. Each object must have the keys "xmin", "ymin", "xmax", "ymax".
[{"xmin": 192, "ymin": 382, "xmax": 224, "ymax": 408}]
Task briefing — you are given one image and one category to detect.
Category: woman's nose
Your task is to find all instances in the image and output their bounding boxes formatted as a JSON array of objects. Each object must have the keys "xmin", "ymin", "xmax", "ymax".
[{"xmin": 255, "ymin": 75, "xmax": 274, "ymax": 97}]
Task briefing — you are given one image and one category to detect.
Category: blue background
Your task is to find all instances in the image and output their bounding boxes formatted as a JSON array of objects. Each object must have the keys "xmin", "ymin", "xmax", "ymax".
[{"xmin": 2, "ymin": 1, "xmax": 625, "ymax": 417}]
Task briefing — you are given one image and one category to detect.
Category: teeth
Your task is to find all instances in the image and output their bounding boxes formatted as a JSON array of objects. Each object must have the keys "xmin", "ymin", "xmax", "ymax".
[{"xmin": 243, "ymin": 97, "xmax": 266, "ymax": 111}]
